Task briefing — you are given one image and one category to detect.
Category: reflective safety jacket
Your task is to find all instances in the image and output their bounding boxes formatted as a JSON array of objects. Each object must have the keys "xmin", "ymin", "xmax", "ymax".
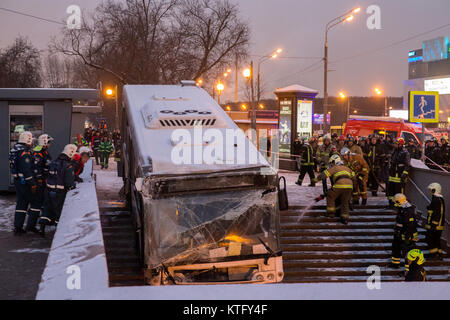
[
  {"xmin": 394, "ymin": 203, "xmax": 418, "ymax": 241},
  {"xmin": 426, "ymin": 195, "xmax": 445, "ymax": 231},
  {"xmin": 99, "ymin": 141, "xmax": 114, "ymax": 154},
  {"xmin": 317, "ymin": 143, "xmax": 333, "ymax": 169},
  {"xmin": 389, "ymin": 147, "xmax": 410, "ymax": 183},
  {"xmin": 33, "ymin": 145, "xmax": 52, "ymax": 180},
  {"xmin": 47, "ymin": 153, "xmax": 75, "ymax": 191},
  {"xmin": 299, "ymin": 143, "xmax": 314, "ymax": 166},
  {"xmin": 344, "ymin": 153, "xmax": 369, "ymax": 180},
  {"xmin": 317, "ymin": 165, "xmax": 354, "ymax": 189},
  {"xmin": 9, "ymin": 143, "xmax": 35, "ymax": 183}
]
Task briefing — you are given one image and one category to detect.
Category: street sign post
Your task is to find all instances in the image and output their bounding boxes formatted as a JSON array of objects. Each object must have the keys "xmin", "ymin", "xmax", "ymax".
[{"xmin": 408, "ymin": 91, "xmax": 439, "ymax": 160}]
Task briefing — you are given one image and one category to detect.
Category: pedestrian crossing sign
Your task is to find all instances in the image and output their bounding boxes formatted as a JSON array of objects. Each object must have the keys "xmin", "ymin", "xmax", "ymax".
[{"xmin": 409, "ymin": 91, "xmax": 439, "ymax": 123}]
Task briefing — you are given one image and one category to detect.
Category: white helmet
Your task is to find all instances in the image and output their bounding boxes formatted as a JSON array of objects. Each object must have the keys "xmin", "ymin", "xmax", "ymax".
[
  {"xmin": 78, "ymin": 146, "xmax": 91, "ymax": 155},
  {"xmin": 18, "ymin": 131, "xmax": 33, "ymax": 146},
  {"xmin": 63, "ymin": 144, "xmax": 77, "ymax": 159},
  {"xmin": 329, "ymin": 154, "xmax": 342, "ymax": 166},
  {"xmin": 340, "ymin": 147, "xmax": 351, "ymax": 156},
  {"xmin": 428, "ymin": 183, "xmax": 442, "ymax": 196},
  {"xmin": 38, "ymin": 134, "xmax": 54, "ymax": 147}
]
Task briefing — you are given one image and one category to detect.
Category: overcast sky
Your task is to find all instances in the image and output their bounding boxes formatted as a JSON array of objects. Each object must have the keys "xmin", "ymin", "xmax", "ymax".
[{"xmin": 1, "ymin": 0, "xmax": 450, "ymax": 101}]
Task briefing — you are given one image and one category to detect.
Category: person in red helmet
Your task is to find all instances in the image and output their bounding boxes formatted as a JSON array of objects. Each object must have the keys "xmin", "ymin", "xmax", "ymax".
[{"xmin": 387, "ymin": 138, "xmax": 411, "ymax": 207}]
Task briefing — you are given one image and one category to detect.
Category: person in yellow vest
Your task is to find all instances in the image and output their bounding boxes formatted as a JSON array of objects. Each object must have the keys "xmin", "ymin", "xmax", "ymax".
[
  {"xmin": 341, "ymin": 147, "xmax": 370, "ymax": 205},
  {"xmin": 313, "ymin": 154, "xmax": 354, "ymax": 224}
]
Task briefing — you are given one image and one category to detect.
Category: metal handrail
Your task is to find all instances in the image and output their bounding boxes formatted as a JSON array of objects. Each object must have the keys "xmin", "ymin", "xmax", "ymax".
[{"xmin": 423, "ymin": 155, "xmax": 448, "ymax": 172}]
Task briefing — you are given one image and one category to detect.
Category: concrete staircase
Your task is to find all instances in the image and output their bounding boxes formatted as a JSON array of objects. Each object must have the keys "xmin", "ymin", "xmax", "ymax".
[
  {"xmin": 99, "ymin": 202, "xmax": 146, "ymax": 287},
  {"xmin": 281, "ymin": 205, "xmax": 450, "ymax": 282}
]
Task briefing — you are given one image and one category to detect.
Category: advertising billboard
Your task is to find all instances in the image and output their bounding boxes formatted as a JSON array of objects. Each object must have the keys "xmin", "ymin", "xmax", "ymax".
[
  {"xmin": 313, "ymin": 113, "xmax": 331, "ymax": 125},
  {"xmin": 424, "ymin": 77, "xmax": 450, "ymax": 95},
  {"xmin": 409, "ymin": 91, "xmax": 439, "ymax": 123},
  {"xmin": 297, "ymin": 100, "xmax": 312, "ymax": 138},
  {"xmin": 279, "ymin": 99, "xmax": 292, "ymax": 154}
]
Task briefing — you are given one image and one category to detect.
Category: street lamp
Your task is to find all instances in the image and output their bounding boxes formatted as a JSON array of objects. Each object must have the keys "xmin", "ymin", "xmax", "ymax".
[
  {"xmin": 104, "ymin": 86, "xmax": 119, "ymax": 129},
  {"xmin": 216, "ymin": 82, "xmax": 224, "ymax": 104},
  {"xmin": 339, "ymin": 91, "xmax": 350, "ymax": 123},
  {"xmin": 323, "ymin": 6, "xmax": 360, "ymax": 133},
  {"xmin": 257, "ymin": 48, "xmax": 282, "ymax": 103},
  {"xmin": 242, "ymin": 64, "xmax": 256, "ymax": 131},
  {"xmin": 374, "ymin": 87, "xmax": 388, "ymax": 116}
]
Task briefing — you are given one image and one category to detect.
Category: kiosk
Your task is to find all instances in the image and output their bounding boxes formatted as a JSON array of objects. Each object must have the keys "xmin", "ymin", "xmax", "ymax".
[{"xmin": 274, "ymin": 85, "xmax": 318, "ymax": 170}]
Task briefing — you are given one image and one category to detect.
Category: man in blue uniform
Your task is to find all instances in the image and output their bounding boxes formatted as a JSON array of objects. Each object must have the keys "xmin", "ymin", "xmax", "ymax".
[
  {"xmin": 9, "ymin": 131, "xmax": 35, "ymax": 234},
  {"xmin": 39, "ymin": 144, "xmax": 77, "ymax": 234},
  {"xmin": 27, "ymin": 134, "xmax": 54, "ymax": 233}
]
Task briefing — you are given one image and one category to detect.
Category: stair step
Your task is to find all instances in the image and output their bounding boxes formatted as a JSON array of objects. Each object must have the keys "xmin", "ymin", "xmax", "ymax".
[
  {"xmin": 283, "ymin": 274, "xmax": 450, "ymax": 283},
  {"xmin": 282, "ymin": 210, "xmax": 395, "ymax": 217},
  {"xmin": 280, "ymin": 235, "xmax": 426, "ymax": 244},
  {"xmin": 284, "ymin": 258, "xmax": 450, "ymax": 268},
  {"xmin": 281, "ymin": 216, "xmax": 395, "ymax": 223},
  {"xmin": 281, "ymin": 243, "xmax": 429, "ymax": 252}
]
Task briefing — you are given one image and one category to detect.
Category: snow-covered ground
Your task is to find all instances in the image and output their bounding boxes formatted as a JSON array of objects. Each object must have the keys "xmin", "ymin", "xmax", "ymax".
[{"xmin": 0, "ymin": 196, "xmax": 15, "ymax": 232}]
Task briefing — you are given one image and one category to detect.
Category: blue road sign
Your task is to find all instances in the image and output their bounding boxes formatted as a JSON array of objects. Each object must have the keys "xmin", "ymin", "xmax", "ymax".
[{"xmin": 409, "ymin": 91, "xmax": 439, "ymax": 123}]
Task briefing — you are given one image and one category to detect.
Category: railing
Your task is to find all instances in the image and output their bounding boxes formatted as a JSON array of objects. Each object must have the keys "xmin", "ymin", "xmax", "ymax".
[{"xmin": 405, "ymin": 159, "xmax": 450, "ymax": 247}]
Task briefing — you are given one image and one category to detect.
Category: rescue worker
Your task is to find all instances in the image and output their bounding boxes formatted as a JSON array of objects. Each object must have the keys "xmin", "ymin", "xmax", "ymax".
[
  {"xmin": 72, "ymin": 146, "xmax": 91, "ymax": 182},
  {"xmin": 425, "ymin": 183, "xmax": 445, "ymax": 260},
  {"xmin": 313, "ymin": 154, "xmax": 354, "ymax": 224},
  {"xmin": 114, "ymin": 141, "xmax": 122, "ymax": 177},
  {"xmin": 439, "ymin": 137, "xmax": 450, "ymax": 170},
  {"xmin": 74, "ymin": 134, "xmax": 89, "ymax": 150},
  {"xmin": 406, "ymin": 138, "xmax": 421, "ymax": 160},
  {"xmin": 367, "ymin": 134, "xmax": 384, "ymax": 196},
  {"xmin": 9, "ymin": 131, "xmax": 36, "ymax": 234},
  {"xmin": 317, "ymin": 134, "xmax": 333, "ymax": 194},
  {"xmin": 28, "ymin": 134, "xmax": 54, "ymax": 232},
  {"xmin": 389, "ymin": 193, "xmax": 419, "ymax": 270},
  {"xmin": 346, "ymin": 136, "xmax": 363, "ymax": 155},
  {"xmin": 358, "ymin": 137, "xmax": 369, "ymax": 162},
  {"xmin": 295, "ymin": 137, "xmax": 315, "ymax": 186},
  {"xmin": 91, "ymin": 130, "xmax": 102, "ymax": 165},
  {"xmin": 382, "ymin": 135, "xmax": 395, "ymax": 183},
  {"xmin": 99, "ymin": 136, "xmax": 114, "ymax": 169},
  {"xmin": 425, "ymin": 139, "xmax": 440, "ymax": 170},
  {"xmin": 331, "ymin": 133, "xmax": 339, "ymax": 147},
  {"xmin": 39, "ymin": 144, "xmax": 77, "ymax": 231},
  {"xmin": 405, "ymin": 249, "xmax": 426, "ymax": 282},
  {"xmin": 336, "ymin": 135, "xmax": 346, "ymax": 154},
  {"xmin": 309, "ymin": 136, "xmax": 319, "ymax": 172},
  {"xmin": 387, "ymin": 138, "xmax": 410, "ymax": 207},
  {"xmin": 341, "ymin": 147, "xmax": 369, "ymax": 205}
]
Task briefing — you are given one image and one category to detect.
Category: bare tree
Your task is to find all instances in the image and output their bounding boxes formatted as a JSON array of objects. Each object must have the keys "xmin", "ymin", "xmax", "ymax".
[
  {"xmin": 0, "ymin": 37, "xmax": 42, "ymax": 87},
  {"xmin": 53, "ymin": 0, "xmax": 249, "ymax": 85}
]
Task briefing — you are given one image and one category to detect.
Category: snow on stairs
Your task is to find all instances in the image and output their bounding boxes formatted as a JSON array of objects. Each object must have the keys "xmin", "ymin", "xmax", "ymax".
[
  {"xmin": 99, "ymin": 201, "xmax": 146, "ymax": 287},
  {"xmin": 280, "ymin": 205, "xmax": 450, "ymax": 283}
]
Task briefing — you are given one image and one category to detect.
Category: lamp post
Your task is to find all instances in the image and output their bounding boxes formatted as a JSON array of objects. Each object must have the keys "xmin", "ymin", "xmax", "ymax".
[
  {"xmin": 257, "ymin": 48, "xmax": 282, "ymax": 104},
  {"xmin": 243, "ymin": 64, "xmax": 256, "ymax": 131},
  {"xmin": 339, "ymin": 91, "xmax": 350, "ymax": 123},
  {"xmin": 105, "ymin": 85, "xmax": 119, "ymax": 129},
  {"xmin": 323, "ymin": 7, "xmax": 360, "ymax": 133},
  {"xmin": 374, "ymin": 87, "xmax": 388, "ymax": 116}
]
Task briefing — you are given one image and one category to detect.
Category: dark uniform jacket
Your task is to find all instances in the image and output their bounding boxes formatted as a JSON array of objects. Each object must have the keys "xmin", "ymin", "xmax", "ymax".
[
  {"xmin": 367, "ymin": 142, "xmax": 385, "ymax": 168},
  {"xmin": 91, "ymin": 135, "xmax": 102, "ymax": 151},
  {"xmin": 426, "ymin": 195, "xmax": 445, "ymax": 231},
  {"xmin": 47, "ymin": 154, "xmax": 75, "ymax": 191},
  {"xmin": 394, "ymin": 203, "xmax": 418, "ymax": 241},
  {"xmin": 317, "ymin": 142, "xmax": 333, "ymax": 169},
  {"xmin": 389, "ymin": 147, "xmax": 411, "ymax": 183},
  {"xmin": 425, "ymin": 146, "xmax": 440, "ymax": 168},
  {"xmin": 10, "ymin": 143, "xmax": 35, "ymax": 185},
  {"xmin": 33, "ymin": 146, "xmax": 52, "ymax": 181},
  {"xmin": 440, "ymin": 143, "xmax": 450, "ymax": 167},
  {"xmin": 406, "ymin": 144, "xmax": 421, "ymax": 160},
  {"xmin": 299, "ymin": 143, "xmax": 314, "ymax": 166},
  {"xmin": 405, "ymin": 263, "xmax": 426, "ymax": 282}
]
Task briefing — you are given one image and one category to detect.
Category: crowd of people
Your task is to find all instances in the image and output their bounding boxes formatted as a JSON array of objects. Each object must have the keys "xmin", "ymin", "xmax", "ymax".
[
  {"xmin": 9, "ymin": 120, "xmax": 122, "ymax": 236},
  {"xmin": 291, "ymin": 133, "xmax": 446, "ymax": 281}
]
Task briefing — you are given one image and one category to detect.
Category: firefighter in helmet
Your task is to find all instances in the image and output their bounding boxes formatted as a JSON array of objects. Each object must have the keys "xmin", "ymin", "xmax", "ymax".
[
  {"xmin": 341, "ymin": 147, "xmax": 369, "ymax": 205},
  {"xmin": 313, "ymin": 154, "xmax": 354, "ymax": 224},
  {"xmin": 387, "ymin": 138, "xmax": 410, "ymax": 207},
  {"xmin": 295, "ymin": 136, "xmax": 316, "ymax": 187},
  {"xmin": 346, "ymin": 135, "xmax": 363, "ymax": 155},
  {"xmin": 389, "ymin": 193, "xmax": 419, "ymax": 270},
  {"xmin": 317, "ymin": 134, "xmax": 333, "ymax": 194},
  {"xmin": 425, "ymin": 183, "xmax": 445, "ymax": 260},
  {"xmin": 405, "ymin": 249, "xmax": 426, "ymax": 282}
]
